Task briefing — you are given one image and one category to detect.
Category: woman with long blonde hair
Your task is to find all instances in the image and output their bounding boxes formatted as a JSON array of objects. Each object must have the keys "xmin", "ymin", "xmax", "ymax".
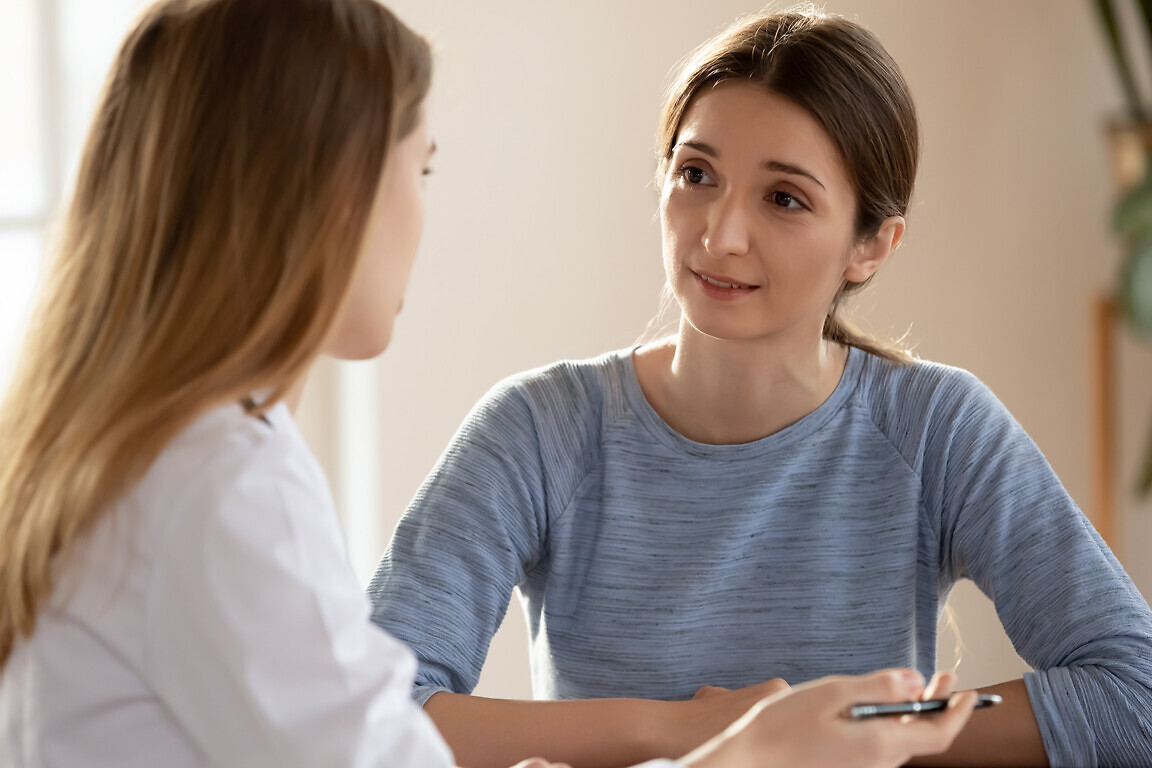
[{"xmin": 0, "ymin": 0, "xmax": 975, "ymax": 766}]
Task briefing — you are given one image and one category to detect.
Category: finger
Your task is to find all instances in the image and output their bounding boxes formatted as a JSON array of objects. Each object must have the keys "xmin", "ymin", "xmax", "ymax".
[
  {"xmin": 893, "ymin": 689, "xmax": 979, "ymax": 757},
  {"xmin": 835, "ymin": 668, "xmax": 926, "ymax": 707},
  {"xmin": 792, "ymin": 669, "xmax": 926, "ymax": 721},
  {"xmin": 921, "ymin": 671, "xmax": 957, "ymax": 701}
]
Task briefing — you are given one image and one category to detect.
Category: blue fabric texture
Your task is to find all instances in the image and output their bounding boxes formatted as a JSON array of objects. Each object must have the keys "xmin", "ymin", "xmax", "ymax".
[{"xmin": 367, "ymin": 346, "xmax": 1152, "ymax": 767}]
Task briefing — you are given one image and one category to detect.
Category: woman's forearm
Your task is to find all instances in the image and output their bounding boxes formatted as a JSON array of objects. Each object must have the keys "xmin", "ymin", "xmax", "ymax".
[
  {"xmin": 906, "ymin": 679, "xmax": 1047, "ymax": 767},
  {"xmin": 424, "ymin": 691, "xmax": 685, "ymax": 768}
]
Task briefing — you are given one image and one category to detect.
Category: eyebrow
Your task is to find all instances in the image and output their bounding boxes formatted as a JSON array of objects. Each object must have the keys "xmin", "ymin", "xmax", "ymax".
[{"xmin": 675, "ymin": 140, "xmax": 826, "ymax": 190}]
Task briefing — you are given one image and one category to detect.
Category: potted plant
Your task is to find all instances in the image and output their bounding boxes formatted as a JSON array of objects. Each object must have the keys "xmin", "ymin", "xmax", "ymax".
[{"xmin": 1091, "ymin": 0, "xmax": 1152, "ymax": 494}]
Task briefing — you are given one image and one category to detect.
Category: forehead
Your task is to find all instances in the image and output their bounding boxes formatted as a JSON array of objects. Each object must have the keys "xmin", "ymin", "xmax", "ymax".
[{"xmin": 676, "ymin": 81, "xmax": 850, "ymax": 189}]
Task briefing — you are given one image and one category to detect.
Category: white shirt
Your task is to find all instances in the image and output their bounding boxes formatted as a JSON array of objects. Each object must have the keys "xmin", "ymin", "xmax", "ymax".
[
  {"xmin": 0, "ymin": 402, "xmax": 683, "ymax": 768},
  {"xmin": 0, "ymin": 402, "xmax": 454, "ymax": 767}
]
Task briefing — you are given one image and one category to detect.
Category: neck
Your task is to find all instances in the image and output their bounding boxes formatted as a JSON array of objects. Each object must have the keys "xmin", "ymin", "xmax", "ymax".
[{"xmin": 635, "ymin": 322, "xmax": 849, "ymax": 445}]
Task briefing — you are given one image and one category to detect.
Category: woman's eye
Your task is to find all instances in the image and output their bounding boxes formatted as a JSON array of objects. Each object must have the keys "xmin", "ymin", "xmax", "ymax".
[
  {"xmin": 771, "ymin": 190, "xmax": 804, "ymax": 210},
  {"xmin": 679, "ymin": 165, "xmax": 713, "ymax": 185}
]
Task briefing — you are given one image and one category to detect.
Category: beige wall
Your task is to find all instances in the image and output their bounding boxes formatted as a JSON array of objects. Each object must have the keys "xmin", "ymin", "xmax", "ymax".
[{"xmin": 297, "ymin": 0, "xmax": 1152, "ymax": 699}]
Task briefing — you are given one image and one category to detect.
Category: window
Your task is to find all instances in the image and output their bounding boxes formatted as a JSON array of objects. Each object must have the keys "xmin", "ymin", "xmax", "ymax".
[
  {"xmin": 1, "ymin": 0, "xmax": 149, "ymax": 388},
  {"xmin": 0, "ymin": 0, "xmax": 49, "ymax": 384}
]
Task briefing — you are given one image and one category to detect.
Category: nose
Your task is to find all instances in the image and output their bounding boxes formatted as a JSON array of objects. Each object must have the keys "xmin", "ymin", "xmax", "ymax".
[{"xmin": 703, "ymin": 191, "xmax": 751, "ymax": 257}]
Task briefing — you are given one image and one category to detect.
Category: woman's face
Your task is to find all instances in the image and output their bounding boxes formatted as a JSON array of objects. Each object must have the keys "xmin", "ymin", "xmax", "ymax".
[
  {"xmin": 659, "ymin": 81, "xmax": 897, "ymax": 348},
  {"xmin": 326, "ymin": 110, "xmax": 434, "ymax": 360}
]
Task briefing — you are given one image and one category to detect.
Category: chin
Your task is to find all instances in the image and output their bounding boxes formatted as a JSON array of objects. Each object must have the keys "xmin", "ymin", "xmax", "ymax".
[
  {"xmin": 355, "ymin": 337, "xmax": 392, "ymax": 360},
  {"xmin": 340, "ymin": 347, "xmax": 388, "ymax": 362},
  {"xmin": 327, "ymin": 328, "xmax": 393, "ymax": 361}
]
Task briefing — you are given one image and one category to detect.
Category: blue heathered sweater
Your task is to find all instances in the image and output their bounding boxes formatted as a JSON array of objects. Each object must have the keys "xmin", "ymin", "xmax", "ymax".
[{"xmin": 368, "ymin": 346, "xmax": 1152, "ymax": 766}]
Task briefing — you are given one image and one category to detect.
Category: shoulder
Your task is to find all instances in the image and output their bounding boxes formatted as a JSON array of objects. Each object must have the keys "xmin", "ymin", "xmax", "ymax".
[
  {"xmin": 461, "ymin": 348, "xmax": 630, "ymax": 441},
  {"xmin": 850, "ymin": 351, "xmax": 1017, "ymax": 470},
  {"xmin": 167, "ymin": 401, "xmax": 283, "ymax": 462},
  {"xmin": 856, "ymin": 351, "xmax": 987, "ymax": 400},
  {"xmin": 855, "ymin": 351, "xmax": 1006, "ymax": 423},
  {"xmin": 134, "ymin": 402, "xmax": 329, "ymax": 539},
  {"xmin": 146, "ymin": 402, "xmax": 287, "ymax": 484},
  {"xmin": 486, "ymin": 349, "xmax": 627, "ymax": 410},
  {"xmin": 63, "ymin": 402, "xmax": 335, "ymax": 621},
  {"xmin": 130, "ymin": 403, "xmax": 348, "ymax": 626},
  {"xmin": 432, "ymin": 350, "xmax": 631, "ymax": 508}
]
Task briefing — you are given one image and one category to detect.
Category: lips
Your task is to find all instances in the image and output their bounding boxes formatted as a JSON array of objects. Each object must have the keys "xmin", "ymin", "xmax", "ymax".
[{"xmin": 692, "ymin": 270, "xmax": 760, "ymax": 296}]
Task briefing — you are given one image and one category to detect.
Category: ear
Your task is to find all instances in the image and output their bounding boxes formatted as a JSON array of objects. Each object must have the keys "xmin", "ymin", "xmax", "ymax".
[{"xmin": 844, "ymin": 215, "xmax": 905, "ymax": 283}]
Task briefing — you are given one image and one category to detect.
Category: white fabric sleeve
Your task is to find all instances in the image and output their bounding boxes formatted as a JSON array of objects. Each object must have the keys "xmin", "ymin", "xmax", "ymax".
[{"xmin": 142, "ymin": 435, "xmax": 454, "ymax": 768}]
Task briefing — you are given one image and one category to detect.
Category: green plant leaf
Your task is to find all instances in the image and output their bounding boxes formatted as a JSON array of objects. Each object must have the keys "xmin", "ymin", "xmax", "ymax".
[
  {"xmin": 1114, "ymin": 173, "xmax": 1152, "ymax": 236},
  {"xmin": 1119, "ymin": 230, "xmax": 1152, "ymax": 335},
  {"xmin": 1093, "ymin": 0, "xmax": 1147, "ymax": 121}
]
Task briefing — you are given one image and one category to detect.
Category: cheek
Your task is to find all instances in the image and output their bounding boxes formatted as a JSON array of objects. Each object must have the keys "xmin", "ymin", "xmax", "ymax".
[
  {"xmin": 409, "ymin": 194, "xmax": 425, "ymax": 252},
  {"xmin": 779, "ymin": 252, "xmax": 840, "ymax": 297},
  {"xmin": 374, "ymin": 185, "xmax": 422, "ymax": 280},
  {"xmin": 398, "ymin": 180, "xmax": 425, "ymax": 255},
  {"xmin": 659, "ymin": 196, "xmax": 692, "ymax": 257}
]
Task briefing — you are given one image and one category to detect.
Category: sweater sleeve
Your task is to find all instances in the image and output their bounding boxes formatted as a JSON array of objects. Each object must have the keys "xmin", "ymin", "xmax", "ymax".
[
  {"xmin": 923, "ymin": 368, "xmax": 1152, "ymax": 767},
  {"xmin": 367, "ymin": 379, "xmax": 553, "ymax": 706}
]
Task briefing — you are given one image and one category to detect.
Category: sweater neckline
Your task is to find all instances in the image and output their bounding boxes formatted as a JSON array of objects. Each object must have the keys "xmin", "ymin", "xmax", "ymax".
[{"xmin": 614, "ymin": 345, "xmax": 865, "ymax": 458}]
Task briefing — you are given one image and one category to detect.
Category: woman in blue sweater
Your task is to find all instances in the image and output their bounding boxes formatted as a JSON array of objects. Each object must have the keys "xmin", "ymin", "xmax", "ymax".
[{"xmin": 368, "ymin": 7, "xmax": 1152, "ymax": 768}]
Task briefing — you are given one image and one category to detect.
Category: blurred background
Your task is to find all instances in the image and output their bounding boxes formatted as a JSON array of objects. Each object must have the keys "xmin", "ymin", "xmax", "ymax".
[{"xmin": 3, "ymin": 0, "xmax": 1151, "ymax": 700}]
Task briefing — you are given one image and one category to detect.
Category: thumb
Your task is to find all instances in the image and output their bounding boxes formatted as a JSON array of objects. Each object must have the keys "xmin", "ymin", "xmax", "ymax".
[{"xmin": 839, "ymin": 668, "xmax": 926, "ymax": 706}]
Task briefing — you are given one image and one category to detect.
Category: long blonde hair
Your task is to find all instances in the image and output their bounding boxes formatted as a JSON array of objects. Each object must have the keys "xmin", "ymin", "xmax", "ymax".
[{"xmin": 0, "ymin": 0, "xmax": 431, "ymax": 667}]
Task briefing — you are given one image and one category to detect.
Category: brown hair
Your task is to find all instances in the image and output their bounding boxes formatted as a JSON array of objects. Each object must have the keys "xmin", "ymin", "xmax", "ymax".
[
  {"xmin": 656, "ymin": 6, "xmax": 918, "ymax": 362},
  {"xmin": 0, "ymin": 0, "xmax": 431, "ymax": 666}
]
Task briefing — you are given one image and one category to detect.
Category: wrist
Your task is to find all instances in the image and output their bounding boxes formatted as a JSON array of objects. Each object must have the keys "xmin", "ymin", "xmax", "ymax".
[
  {"xmin": 630, "ymin": 698, "xmax": 682, "ymax": 758},
  {"xmin": 650, "ymin": 697, "xmax": 721, "ymax": 759}
]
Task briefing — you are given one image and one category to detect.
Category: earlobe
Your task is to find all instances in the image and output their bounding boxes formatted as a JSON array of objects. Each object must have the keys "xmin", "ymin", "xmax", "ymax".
[{"xmin": 844, "ymin": 215, "xmax": 905, "ymax": 283}]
